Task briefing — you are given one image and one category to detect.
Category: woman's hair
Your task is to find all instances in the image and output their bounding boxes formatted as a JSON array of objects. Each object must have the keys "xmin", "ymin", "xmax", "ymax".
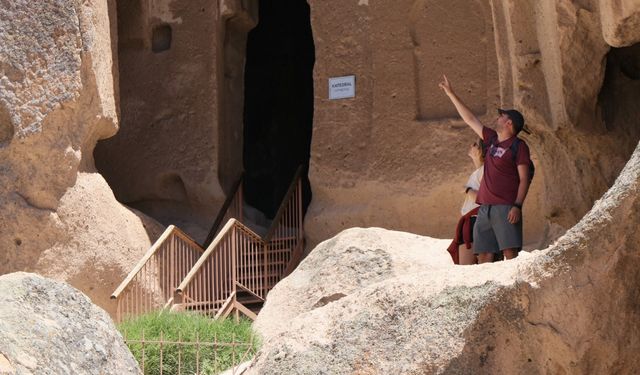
[{"xmin": 475, "ymin": 139, "xmax": 485, "ymax": 163}]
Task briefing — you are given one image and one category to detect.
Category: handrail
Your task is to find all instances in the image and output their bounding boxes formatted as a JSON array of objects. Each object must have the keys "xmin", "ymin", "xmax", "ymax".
[
  {"xmin": 110, "ymin": 224, "xmax": 205, "ymax": 322},
  {"xmin": 264, "ymin": 165, "xmax": 304, "ymax": 242},
  {"xmin": 111, "ymin": 225, "xmax": 203, "ymax": 299},
  {"xmin": 202, "ymin": 172, "xmax": 244, "ymax": 248},
  {"xmin": 214, "ymin": 291, "xmax": 236, "ymax": 320}
]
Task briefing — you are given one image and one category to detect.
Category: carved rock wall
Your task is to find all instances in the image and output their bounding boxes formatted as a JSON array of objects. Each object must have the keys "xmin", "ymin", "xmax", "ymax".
[
  {"xmin": 93, "ymin": 0, "xmax": 226, "ymax": 240},
  {"xmin": 305, "ymin": 0, "xmax": 541, "ymax": 250},
  {"xmin": 304, "ymin": 0, "xmax": 640, "ymax": 250}
]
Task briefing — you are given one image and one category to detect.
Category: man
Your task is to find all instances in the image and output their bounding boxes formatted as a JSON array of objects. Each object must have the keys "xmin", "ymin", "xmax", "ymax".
[{"xmin": 439, "ymin": 75, "xmax": 531, "ymax": 263}]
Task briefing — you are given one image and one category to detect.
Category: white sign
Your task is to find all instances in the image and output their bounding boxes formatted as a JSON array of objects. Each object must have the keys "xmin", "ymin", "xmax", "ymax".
[{"xmin": 328, "ymin": 75, "xmax": 355, "ymax": 100}]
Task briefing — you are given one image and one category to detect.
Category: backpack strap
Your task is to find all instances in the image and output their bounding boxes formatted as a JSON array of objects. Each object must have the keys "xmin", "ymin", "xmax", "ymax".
[{"xmin": 510, "ymin": 137, "xmax": 520, "ymax": 163}]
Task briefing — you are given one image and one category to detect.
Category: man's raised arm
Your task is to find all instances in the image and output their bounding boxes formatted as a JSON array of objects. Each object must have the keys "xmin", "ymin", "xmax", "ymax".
[{"xmin": 438, "ymin": 75, "xmax": 483, "ymax": 138}]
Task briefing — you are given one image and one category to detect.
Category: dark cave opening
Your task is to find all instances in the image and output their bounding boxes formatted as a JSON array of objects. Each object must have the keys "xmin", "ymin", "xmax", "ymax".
[
  {"xmin": 242, "ymin": 0, "xmax": 315, "ymax": 220},
  {"xmin": 599, "ymin": 43, "xmax": 640, "ymax": 143}
]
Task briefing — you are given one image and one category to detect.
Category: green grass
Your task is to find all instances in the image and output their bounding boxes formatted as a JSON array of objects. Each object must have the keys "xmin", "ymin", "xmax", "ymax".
[{"xmin": 118, "ymin": 312, "xmax": 259, "ymax": 375}]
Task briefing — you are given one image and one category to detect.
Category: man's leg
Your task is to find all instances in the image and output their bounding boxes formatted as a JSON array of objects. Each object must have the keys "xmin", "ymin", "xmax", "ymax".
[
  {"xmin": 503, "ymin": 248, "xmax": 518, "ymax": 260},
  {"xmin": 492, "ymin": 205, "xmax": 523, "ymax": 261},
  {"xmin": 477, "ymin": 252, "xmax": 494, "ymax": 264}
]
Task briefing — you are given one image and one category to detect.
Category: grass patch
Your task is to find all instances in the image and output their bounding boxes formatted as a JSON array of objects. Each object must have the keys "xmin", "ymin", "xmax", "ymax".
[{"xmin": 118, "ymin": 312, "xmax": 259, "ymax": 375}]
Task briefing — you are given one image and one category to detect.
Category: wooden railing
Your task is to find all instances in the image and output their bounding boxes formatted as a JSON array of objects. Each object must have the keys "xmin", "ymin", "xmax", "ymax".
[
  {"xmin": 110, "ymin": 226, "xmax": 205, "ymax": 322},
  {"xmin": 202, "ymin": 173, "xmax": 244, "ymax": 248},
  {"xmin": 172, "ymin": 168, "xmax": 305, "ymax": 319},
  {"xmin": 112, "ymin": 167, "xmax": 305, "ymax": 322}
]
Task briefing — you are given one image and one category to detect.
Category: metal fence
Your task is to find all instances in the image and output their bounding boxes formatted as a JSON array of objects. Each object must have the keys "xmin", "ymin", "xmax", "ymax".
[{"xmin": 123, "ymin": 331, "xmax": 256, "ymax": 375}]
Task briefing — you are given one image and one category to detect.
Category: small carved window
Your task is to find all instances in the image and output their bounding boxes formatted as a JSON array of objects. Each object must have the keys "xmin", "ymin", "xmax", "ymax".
[{"xmin": 151, "ymin": 24, "xmax": 172, "ymax": 53}]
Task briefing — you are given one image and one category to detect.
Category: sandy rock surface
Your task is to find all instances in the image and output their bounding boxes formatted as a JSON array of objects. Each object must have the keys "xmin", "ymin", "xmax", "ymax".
[
  {"xmin": 33, "ymin": 172, "xmax": 164, "ymax": 316},
  {"xmin": 0, "ymin": 272, "xmax": 140, "ymax": 375},
  {"xmin": 251, "ymin": 228, "xmax": 535, "ymax": 374},
  {"xmin": 254, "ymin": 227, "xmax": 453, "ymax": 339}
]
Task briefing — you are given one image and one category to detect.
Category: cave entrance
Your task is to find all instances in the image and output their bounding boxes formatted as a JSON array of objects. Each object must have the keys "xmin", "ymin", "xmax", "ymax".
[
  {"xmin": 242, "ymin": 0, "xmax": 315, "ymax": 224},
  {"xmin": 599, "ymin": 43, "xmax": 640, "ymax": 144}
]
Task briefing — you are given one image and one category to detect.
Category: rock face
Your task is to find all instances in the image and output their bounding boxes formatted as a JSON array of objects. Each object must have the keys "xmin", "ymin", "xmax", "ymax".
[
  {"xmin": 0, "ymin": 272, "xmax": 140, "ymax": 374},
  {"xmin": 31, "ymin": 173, "xmax": 164, "ymax": 314},
  {"xmin": 0, "ymin": 0, "xmax": 163, "ymax": 317},
  {"xmin": 248, "ymin": 140, "xmax": 640, "ymax": 374}
]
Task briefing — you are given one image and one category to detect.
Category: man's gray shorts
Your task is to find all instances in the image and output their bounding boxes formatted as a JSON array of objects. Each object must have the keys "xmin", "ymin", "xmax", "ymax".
[{"xmin": 472, "ymin": 205, "xmax": 522, "ymax": 254}]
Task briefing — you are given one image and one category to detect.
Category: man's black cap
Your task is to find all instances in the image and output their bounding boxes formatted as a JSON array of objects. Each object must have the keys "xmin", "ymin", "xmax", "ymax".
[{"xmin": 498, "ymin": 108, "xmax": 528, "ymax": 134}]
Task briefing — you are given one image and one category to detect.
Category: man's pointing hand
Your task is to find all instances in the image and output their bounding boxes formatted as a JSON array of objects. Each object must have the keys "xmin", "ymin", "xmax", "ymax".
[{"xmin": 438, "ymin": 74, "xmax": 453, "ymax": 95}]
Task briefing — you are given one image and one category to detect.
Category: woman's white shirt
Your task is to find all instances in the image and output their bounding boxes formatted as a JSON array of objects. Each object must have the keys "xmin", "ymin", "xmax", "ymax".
[{"xmin": 460, "ymin": 166, "xmax": 483, "ymax": 216}]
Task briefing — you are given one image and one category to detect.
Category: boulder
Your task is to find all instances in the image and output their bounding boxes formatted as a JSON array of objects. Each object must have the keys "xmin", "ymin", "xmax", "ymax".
[
  {"xmin": 32, "ymin": 172, "xmax": 165, "ymax": 316},
  {"xmin": 254, "ymin": 228, "xmax": 453, "ymax": 339},
  {"xmin": 0, "ymin": 272, "xmax": 139, "ymax": 374},
  {"xmin": 247, "ymin": 141, "xmax": 640, "ymax": 374}
]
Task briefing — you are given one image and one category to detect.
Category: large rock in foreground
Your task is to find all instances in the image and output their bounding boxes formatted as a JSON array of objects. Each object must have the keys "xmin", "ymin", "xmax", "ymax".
[
  {"xmin": 251, "ymin": 228, "xmax": 533, "ymax": 374},
  {"xmin": 248, "ymin": 142, "xmax": 640, "ymax": 374},
  {"xmin": 0, "ymin": 273, "xmax": 139, "ymax": 375},
  {"xmin": 254, "ymin": 228, "xmax": 453, "ymax": 340}
]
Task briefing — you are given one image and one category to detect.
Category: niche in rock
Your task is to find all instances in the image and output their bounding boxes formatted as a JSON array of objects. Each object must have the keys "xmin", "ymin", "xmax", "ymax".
[
  {"xmin": 0, "ymin": 104, "xmax": 13, "ymax": 145},
  {"xmin": 598, "ymin": 43, "xmax": 640, "ymax": 151},
  {"xmin": 410, "ymin": 0, "xmax": 497, "ymax": 121},
  {"xmin": 242, "ymin": 0, "xmax": 315, "ymax": 219},
  {"xmin": 152, "ymin": 24, "xmax": 172, "ymax": 53}
]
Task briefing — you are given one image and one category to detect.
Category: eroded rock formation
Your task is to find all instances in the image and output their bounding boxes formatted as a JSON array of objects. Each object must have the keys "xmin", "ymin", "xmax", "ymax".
[
  {"xmin": 0, "ymin": 272, "xmax": 139, "ymax": 374},
  {"xmin": 254, "ymin": 228, "xmax": 453, "ymax": 339},
  {"xmin": 1, "ymin": 0, "xmax": 639, "ymax": 353},
  {"xmin": 0, "ymin": 0, "xmax": 163, "ymax": 317},
  {"xmin": 249, "ymin": 140, "xmax": 640, "ymax": 373}
]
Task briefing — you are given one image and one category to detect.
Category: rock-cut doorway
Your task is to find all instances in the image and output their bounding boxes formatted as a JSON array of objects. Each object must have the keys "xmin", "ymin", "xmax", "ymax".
[{"xmin": 241, "ymin": 0, "xmax": 315, "ymax": 226}]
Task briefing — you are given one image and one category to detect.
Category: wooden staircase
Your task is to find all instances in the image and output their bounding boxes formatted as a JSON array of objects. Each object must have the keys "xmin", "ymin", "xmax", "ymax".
[{"xmin": 111, "ymin": 168, "xmax": 305, "ymax": 322}]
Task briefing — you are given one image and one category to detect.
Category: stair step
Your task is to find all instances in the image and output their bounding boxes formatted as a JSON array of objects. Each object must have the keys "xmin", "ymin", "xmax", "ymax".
[
  {"xmin": 222, "ymin": 283, "xmax": 277, "ymax": 295},
  {"xmin": 236, "ymin": 296, "xmax": 264, "ymax": 305},
  {"xmin": 268, "ymin": 235, "xmax": 298, "ymax": 242},
  {"xmin": 236, "ymin": 248, "xmax": 293, "ymax": 257},
  {"xmin": 236, "ymin": 260, "xmax": 287, "ymax": 268}
]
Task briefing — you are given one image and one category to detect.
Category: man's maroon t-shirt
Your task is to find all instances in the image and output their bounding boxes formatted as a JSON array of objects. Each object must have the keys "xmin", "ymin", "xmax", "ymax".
[{"xmin": 477, "ymin": 127, "xmax": 531, "ymax": 205}]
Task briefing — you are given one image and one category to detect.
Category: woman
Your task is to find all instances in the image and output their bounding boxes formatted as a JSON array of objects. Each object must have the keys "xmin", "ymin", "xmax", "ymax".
[{"xmin": 447, "ymin": 139, "xmax": 484, "ymax": 265}]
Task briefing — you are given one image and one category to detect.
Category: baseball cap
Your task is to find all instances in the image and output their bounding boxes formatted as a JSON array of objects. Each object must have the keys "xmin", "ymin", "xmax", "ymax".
[{"xmin": 498, "ymin": 108, "xmax": 528, "ymax": 134}]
